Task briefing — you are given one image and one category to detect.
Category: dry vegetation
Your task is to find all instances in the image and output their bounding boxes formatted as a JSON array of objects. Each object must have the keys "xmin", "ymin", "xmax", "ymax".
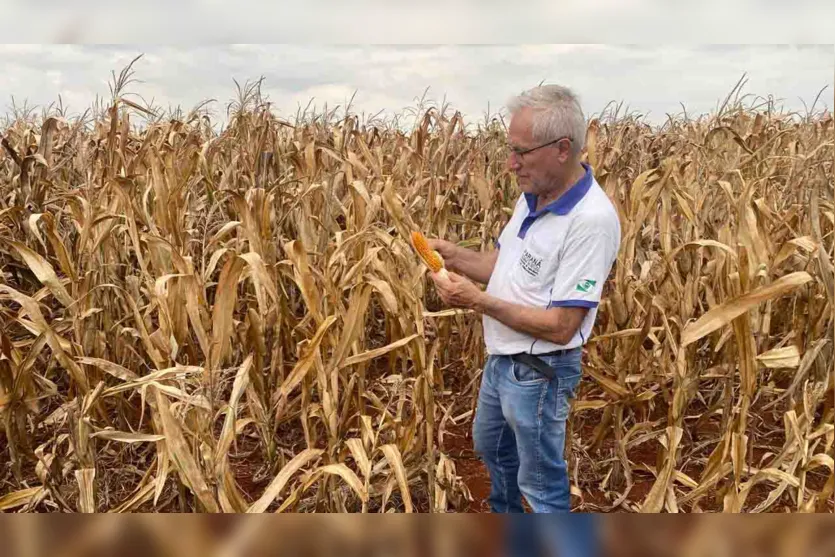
[{"xmin": 0, "ymin": 68, "xmax": 833, "ymax": 513}]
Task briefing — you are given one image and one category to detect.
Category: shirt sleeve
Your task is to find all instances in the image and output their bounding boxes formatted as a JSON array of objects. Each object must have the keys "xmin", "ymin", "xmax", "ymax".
[{"xmin": 549, "ymin": 215, "xmax": 619, "ymax": 309}]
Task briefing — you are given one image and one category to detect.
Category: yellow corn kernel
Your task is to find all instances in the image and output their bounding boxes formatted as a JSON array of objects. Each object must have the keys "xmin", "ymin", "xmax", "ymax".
[{"xmin": 411, "ymin": 231, "xmax": 447, "ymax": 276}]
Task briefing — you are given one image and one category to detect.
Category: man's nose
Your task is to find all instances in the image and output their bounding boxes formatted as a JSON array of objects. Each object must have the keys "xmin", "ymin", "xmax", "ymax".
[{"xmin": 507, "ymin": 153, "xmax": 521, "ymax": 170}]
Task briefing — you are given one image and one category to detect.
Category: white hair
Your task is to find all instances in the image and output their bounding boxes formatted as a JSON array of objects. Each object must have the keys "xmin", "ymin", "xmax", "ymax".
[{"xmin": 506, "ymin": 84, "xmax": 586, "ymax": 156}]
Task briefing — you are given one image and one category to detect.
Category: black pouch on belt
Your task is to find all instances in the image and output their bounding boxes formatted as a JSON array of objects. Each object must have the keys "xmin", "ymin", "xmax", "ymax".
[{"xmin": 510, "ymin": 353, "xmax": 556, "ymax": 380}]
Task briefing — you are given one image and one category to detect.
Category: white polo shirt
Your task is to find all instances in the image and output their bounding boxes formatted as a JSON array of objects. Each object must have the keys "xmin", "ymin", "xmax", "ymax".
[{"xmin": 483, "ymin": 163, "xmax": 621, "ymax": 355}]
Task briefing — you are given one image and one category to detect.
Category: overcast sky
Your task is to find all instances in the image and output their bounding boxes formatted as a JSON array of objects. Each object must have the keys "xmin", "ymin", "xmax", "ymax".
[{"xmin": 1, "ymin": 45, "xmax": 832, "ymax": 128}]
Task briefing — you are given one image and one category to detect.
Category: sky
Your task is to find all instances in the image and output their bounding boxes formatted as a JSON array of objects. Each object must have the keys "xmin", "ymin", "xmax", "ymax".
[
  {"xmin": 1, "ymin": 44, "xmax": 832, "ymax": 129},
  {"xmin": 2, "ymin": 0, "xmax": 835, "ymax": 43}
]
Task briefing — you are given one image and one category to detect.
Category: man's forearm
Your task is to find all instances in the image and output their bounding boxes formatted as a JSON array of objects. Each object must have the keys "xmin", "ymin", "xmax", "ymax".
[
  {"xmin": 474, "ymin": 292, "xmax": 577, "ymax": 346},
  {"xmin": 451, "ymin": 248, "xmax": 498, "ymax": 285}
]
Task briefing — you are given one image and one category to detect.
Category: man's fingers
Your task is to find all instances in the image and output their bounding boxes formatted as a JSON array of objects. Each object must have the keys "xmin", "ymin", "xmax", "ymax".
[{"xmin": 431, "ymin": 271, "xmax": 451, "ymax": 286}]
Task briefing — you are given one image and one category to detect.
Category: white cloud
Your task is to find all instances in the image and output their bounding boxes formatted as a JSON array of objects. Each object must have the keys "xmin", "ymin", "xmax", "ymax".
[
  {"xmin": 2, "ymin": 1, "xmax": 834, "ymax": 42},
  {"xmin": 0, "ymin": 45, "xmax": 831, "ymax": 128}
]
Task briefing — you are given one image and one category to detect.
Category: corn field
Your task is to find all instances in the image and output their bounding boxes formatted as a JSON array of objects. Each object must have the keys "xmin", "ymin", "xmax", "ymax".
[{"xmin": 0, "ymin": 74, "xmax": 833, "ymax": 513}]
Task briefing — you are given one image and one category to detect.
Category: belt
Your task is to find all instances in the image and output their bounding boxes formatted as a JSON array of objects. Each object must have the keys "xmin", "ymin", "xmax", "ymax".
[{"xmin": 508, "ymin": 347, "xmax": 580, "ymax": 381}]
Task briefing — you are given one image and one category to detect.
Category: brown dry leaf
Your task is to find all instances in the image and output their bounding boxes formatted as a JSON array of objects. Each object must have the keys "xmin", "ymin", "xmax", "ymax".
[
  {"xmin": 215, "ymin": 353, "xmax": 253, "ymax": 509},
  {"xmin": 640, "ymin": 426, "xmax": 683, "ymax": 513},
  {"xmin": 247, "ymin": 448, "xmax": 324, "ymax": 513},
  {"xmin": 672, "ymin": 239, "xmax": 738, "ymax": 260},
  {"xmin": 366, "ymin": 278, "xmax": 399, "ymax": 315},
  {"xmin": 277, "ymin": 315, "xmax": 337, "ymax": 400},
  {"xmin": 152, "ymin": 386, "xmax": 220, "ymax": 513},
  {"xmin": 240, "ymin": 252, "xmax": 279, "ymax": 313},
  {"xmin": 77, "ymin": 357, "xmax": 139, "ymax": 382},
  {"xmin": 804, "ymin": 453, "xmax": 834, "ymax": 474},
  {"xmin": 330, "ymin": 284, "xmax": 373, "ymax": 369},
  {"xmin": 470, "ymin": 174, "xmax": 492, "ymax": 212},
  {"xmin": 7, "ymin": 240, "xmax": 75, "ymax": 310},
  {"xmin": 90, "ymin": 430, "xmax": 165, "ymax": 443},
  {"xmin": 755, "ymin": 345, "xmax": 801, "ymax": 369},
  {"xmin": 209, "ymin": 254, "xmax": 247, "ymax": 369},
  {"xmin": 318, "ymin": 463, "xmax": 369, "ymax": 502},
  {"xmin": 110, "ymin": 478, "xmax": 157, "ymax": 513},
  {"xmin": 0, "ymin": 487, "xmax": 43, "ymax": 511},
  {"xmin": 342, "ymin": 334, "xmax": 418, "ymax": 368},
  {"xmin": 0, "ymin": 285, "xmax": 89, "ymax": 392},
  {"xmin": 772, "ymin": 236, "xmax": 818, "ymax": 267},
  {"xmin": 381, "ymin": 443, "xmax": 413, "ymax": 513},
  {"xmin": 345, "ymin": 438, "xmax": 372, "ymax": 479},
  {"xmin": 219, "ymin": 356, "xmax": 253, "ymax": 442},
  {"xmin": 131, "ymin": 382, "xmax": 212, "ymax": 410},
  {"xmin": 681, "ymin": 272, "xmax": 813, "ymax": 346},
  {"xmin": 208, "ymin": 221, "xmax": 242, "ymax": 249},
  {"xmin": 183, "ymin": 275, "xmax": 211, "ymax": 360},
  {"xmin": 284, "ymin": 239, "xmax": 324, "ymax": 325},
  {"xmin": 582, "ymin": 366, "xmax": 631, "ymax": 398}
]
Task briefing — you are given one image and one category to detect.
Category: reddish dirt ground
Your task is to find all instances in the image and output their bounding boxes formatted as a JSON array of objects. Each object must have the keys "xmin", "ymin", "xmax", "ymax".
[
  {"xmin": 443, "ymin": 420, "xmax": 492, "ymax": 512},
  {"xmin": 443, "ymin": 413, "xmax": 833, "ymax": 514},
  {"xmin": 444, "ymin": 418, "xmax": 640, "ymax": 513}
]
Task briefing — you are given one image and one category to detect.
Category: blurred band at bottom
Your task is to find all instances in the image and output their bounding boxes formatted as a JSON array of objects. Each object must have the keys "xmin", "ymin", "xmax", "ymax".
[{"xmin": 0, "ymin": 513, "xmax": 833, "ymax": 557}]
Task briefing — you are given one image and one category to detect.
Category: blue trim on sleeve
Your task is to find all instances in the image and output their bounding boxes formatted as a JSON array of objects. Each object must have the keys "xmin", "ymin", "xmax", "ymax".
[
  {"xmin": 517, "ymin": 162, "xmax": 594, "ymax": 239},
  {"xmin": 549, "ymin": 300, "xmax": 598, "ymax": 309}
]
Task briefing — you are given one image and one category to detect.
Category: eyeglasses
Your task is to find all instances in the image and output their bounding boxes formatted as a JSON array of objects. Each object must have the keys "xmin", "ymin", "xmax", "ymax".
[{"xmin": 508, "ymin": 136, "xmax": 572, "ymax": 158}]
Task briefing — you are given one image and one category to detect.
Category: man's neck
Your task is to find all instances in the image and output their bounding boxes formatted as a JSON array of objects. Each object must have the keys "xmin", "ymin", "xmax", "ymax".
[{"xmin": 535, "ymin": 162, "xmax": 585, "ymax": 212}]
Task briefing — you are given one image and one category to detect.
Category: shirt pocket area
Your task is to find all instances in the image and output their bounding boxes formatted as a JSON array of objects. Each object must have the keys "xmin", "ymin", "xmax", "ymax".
[{"xmin": 512, "ymin": 242, "xmax": 549, "ymax": 291}]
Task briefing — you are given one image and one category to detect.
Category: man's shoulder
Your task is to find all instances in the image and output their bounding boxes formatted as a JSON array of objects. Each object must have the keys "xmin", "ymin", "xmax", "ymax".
[{"xmin": 573, "ymin": 183, "xmax": 620, "ymax": 232}]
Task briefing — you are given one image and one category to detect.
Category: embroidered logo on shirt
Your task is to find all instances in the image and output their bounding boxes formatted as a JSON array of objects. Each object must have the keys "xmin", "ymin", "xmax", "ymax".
[
  {"xmin": 519, "ymin": 249, "xmax": 542, "ymax": 278},
  {"xmin": 576, "ymin": 279, "xmax": 597, "ymax": 292}
]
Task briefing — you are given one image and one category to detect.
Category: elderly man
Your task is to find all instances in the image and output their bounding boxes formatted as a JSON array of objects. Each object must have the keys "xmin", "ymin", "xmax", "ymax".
[{"xmin": 428, "ymin": 84, "xmax": 621, "ymax": 517}]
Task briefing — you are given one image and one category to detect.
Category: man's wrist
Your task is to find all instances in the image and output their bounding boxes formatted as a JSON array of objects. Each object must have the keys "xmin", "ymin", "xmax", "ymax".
[{"xmin": 473, "ymin": 291, "xmax": 493, "ymax": 314}]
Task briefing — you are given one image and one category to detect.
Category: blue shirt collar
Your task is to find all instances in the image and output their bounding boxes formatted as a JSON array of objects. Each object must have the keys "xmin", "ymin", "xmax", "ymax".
[{"xmin": 523, "ymin": 162, "xmax": 593, "ymax": 217}]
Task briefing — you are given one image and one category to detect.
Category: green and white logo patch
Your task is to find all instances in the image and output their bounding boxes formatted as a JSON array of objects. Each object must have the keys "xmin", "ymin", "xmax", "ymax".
[{"xmin": 575, "ymin": 279, "xmax": 597, "ymax": 293}]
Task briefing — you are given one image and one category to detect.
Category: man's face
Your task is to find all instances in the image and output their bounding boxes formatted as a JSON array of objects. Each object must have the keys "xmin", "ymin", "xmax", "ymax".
[{"xmin": 506, "ymin": 107, "xmax": 571, "ymax": 195}]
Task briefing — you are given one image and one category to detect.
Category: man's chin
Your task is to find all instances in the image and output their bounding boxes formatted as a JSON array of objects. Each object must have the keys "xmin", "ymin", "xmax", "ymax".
[{"xmin": 515, "ymin": 177, "xmax": 532, "ymax": 192}]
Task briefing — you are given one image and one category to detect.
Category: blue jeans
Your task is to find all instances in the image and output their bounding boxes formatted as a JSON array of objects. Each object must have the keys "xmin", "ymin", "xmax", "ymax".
[
  {"xmin": 473, "ymin": 350, "xmax": 582, "ymax": 513},
  {"xmin": 473, "ymin": 350, "xmax": 598, "ymax": 556}
]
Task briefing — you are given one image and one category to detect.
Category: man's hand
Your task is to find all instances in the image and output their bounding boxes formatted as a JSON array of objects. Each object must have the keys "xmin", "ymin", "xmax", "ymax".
[
  {"xmin": 431, "ymin": 269, "xmax": 588, "ymax": 345},
  {"xmin": 427, "ymin": 239, "xmax": 459, "ymax": 273},
  {"xmin": 426, "ymin": 238, "xmax": 499, "ymax": 285},
  {"xmin": 429, "ymin": 270, "xmax": 483, "ymax": 310}
]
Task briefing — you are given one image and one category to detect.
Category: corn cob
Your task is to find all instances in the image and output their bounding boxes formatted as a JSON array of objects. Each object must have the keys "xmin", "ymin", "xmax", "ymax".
[{"xmin": 411, "ymin": 231, "xmax": 448, "ymax": 277}]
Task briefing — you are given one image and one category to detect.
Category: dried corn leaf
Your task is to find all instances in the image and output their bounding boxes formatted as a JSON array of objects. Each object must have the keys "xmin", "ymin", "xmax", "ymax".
[
  {"xmin": 278, "ymin": 315, "xmax": 337, "ymax": 400},
  {"xmin": 0, "ymin": 487, "xmax": 43, "ymax": 511},
  {"xmin": 681, "ymin": 272, "xmax": 812, "ymax": 346},
  {"xmin": 756, "ymin": 345, "xmax": 801, "ymax": 368},
  {"xmin": 153, "ymin": 386, "xmax": 219, "ymax": 513},
  {"xmin": 381, "ymin": 443, "xmax": 413, "ymax": 513},
  {"xmin": 346, "ymin": 438, "xmax": 372, "ymax": 479},
  {"xmin": 247, "ymin": 448, "xmax": 324, "ymax": 513},
  {"xmin": 8, "ymin": 241, "xmax": 75, "ymax": 309},
  {"xmin": 90, "ymin": 430, "xmax": 165, "ymax": 443},
  {"xmin": 77, "ymin": 357, "xmax": 139, "ymax": 382},
  {"xmin": 342, "ymin": 334, "xmax": 418, "ymax": 368},
  {"xmin": 318, "ymin": 463, "xmax": 368, "ymax": 502}
]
